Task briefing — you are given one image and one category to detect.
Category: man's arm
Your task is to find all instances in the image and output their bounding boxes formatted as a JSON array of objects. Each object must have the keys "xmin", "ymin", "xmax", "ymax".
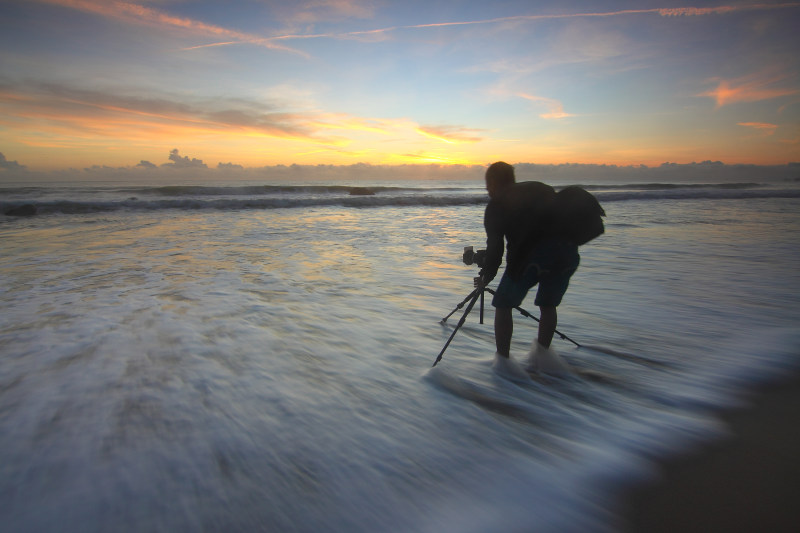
[{"xmin": 480, "ymin": 201, "xmax": 504, "ymax": 283}]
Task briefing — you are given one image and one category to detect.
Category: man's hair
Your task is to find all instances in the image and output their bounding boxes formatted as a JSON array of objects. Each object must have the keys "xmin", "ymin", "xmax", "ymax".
[{"xmin": 485, "ymin": 161, "xmax": 515, "ymax": 189}]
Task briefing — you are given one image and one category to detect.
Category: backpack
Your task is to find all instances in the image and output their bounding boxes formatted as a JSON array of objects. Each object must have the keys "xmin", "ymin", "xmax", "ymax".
[{"xmin": 552, "ymin": 186, "xmax": 606, "ymax": 245}]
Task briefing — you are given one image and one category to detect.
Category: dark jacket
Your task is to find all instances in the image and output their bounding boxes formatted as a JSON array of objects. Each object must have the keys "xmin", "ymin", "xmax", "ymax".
[{"xmin": 481, "ymin": 181, "xmax": 556, "ymax": 282}]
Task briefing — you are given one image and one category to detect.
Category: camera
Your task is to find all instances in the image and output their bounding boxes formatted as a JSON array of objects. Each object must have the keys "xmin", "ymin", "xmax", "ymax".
[{"xmin": 462, "ymin": 246, "xmax": 487, "ymax": 268}]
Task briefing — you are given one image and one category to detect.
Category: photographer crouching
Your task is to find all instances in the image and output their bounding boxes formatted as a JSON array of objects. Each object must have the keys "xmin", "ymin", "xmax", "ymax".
[{"xmin": 479, "ymin": 161, "xmax": 579, "ymax": 378}]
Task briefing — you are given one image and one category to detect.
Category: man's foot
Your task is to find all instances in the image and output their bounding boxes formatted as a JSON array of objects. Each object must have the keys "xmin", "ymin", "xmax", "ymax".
[
  {"xmin": 525, "ymin": 342, "xmax": 572, "ymax": 377},
  {"xmin": 491, "ymin": 352, "xmax": 531, "ymax": 383}
]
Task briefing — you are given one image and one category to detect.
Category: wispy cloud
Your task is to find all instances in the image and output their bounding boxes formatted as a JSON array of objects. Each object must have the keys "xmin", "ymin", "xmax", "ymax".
[
  {"xmin": 343, "ymin": 3, "xmax": 799, "ymax": 35},
  {"xmin": 516, "ymin": 93, "xmax": 574, "ymax": 120},
  {"xmin": 308, "ymin": 115, "xmax": 398, "ymax": 135},
  {"xmin": 269, "ymin": 2, "xmax": 800, "ymax": 41},
  {"xmin": 699, "ymin": 73, "xmax": 799, "ymax": 107},
  {"xmin": 277, "ymin": 0, "xmax": 376, "ymax": 26},
  {"xmin": 37, "ymin": 0, "xmax": 307, "ymax": 55},
  {"xmin": 0, "ymin": 80, "xmax": 487, "ymax": 158},
  {"xmin": 0, "ymin": 81, "xmax": 340, "ymax": 143},
  {"xmin": 415, "ymin": 125, "xmax": 484, "ymax": 144},
  {"xmin": 657, "ymin": 7, "xmax": 740, "ymax": 16},
  {"xmin": 181, "ymin": 41, "xmax": 241, "ymax": 51},
  {"xmin": 738, "ymin": 122, "xmax": 779, "ymax": 135},
  {"xmin": 37, "ymin": 0, "xmax": 800, "ymax": 53},
  {"xmin": 397, "ymin": 151, "xmax": 474, "ymax": 165}
]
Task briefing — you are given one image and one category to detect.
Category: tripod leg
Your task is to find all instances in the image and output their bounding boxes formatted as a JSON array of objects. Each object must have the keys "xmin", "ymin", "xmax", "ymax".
[
  {"xmin": 432, "ymin": 287, "xmax": 483, "ymax": 367},
  {"xmin": 479, "ymin": 289, "xmax": 484, "ymax": 324},
  {"xmin": 440, "ymin": 287, "xmax": 480, "ymax": 323}
]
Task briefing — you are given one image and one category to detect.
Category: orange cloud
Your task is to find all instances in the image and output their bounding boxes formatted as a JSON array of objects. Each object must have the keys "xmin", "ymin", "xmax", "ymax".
[
  {"xmin": 394, "ymin": 151, "xmax": 475, "ymax": 165},
  {"xmin": 415, "ymin": 126, "xmax": 483, "ymax": 144},
  {"xmin": 738, "ymin": 122, "xmax": 779, "ymax": 135},
  {"xmin": 657, "ymin": 7, "xmax": 739, "ymax": 16},
  {"xmin": 37, "ymin": 0, "xmax": 306, "ymax": 55},
  {"xmin": 280, "ymin": 0, "xmax": 376, "ymax": 25},
  {"xmin": 308, "ymin": 115, "xmax": 399, "ymax": 135},
  {"xmin": 0, "ymin": 81, "xmax": 346, "ymax": 144},
  {"xmin": 699, "ymin": 75, "xmax": 799, "ymax": 107},
  {"xmin": 516, "ymin": 93, "xmax": 574, "ymax": 119},
  {"xmin": 0, "ymin": 81, "xmax": 492, "ymax": 166}
]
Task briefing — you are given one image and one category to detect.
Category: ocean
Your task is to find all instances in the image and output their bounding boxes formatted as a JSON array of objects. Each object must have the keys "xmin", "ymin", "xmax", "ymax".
[{"xmin": 1, "ymin": 178, "xmax": 799, "ymax": 532}]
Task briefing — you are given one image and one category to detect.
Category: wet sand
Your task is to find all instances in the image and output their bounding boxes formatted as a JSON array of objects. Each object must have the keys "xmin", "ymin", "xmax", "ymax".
[{"xmin": 622, "ymin": 374, "xmax": 800, "ymax": 532}]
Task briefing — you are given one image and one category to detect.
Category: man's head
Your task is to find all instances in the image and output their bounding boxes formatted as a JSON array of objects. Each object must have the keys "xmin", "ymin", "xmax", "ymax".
[{"xmin": 485, "ymin": 161, "xmax": 515, "ymax": 199}]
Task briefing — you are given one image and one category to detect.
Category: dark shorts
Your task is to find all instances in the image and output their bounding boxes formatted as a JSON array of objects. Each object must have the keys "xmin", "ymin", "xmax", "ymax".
[{"xmin": 492, "ymin": 239, "xmax": 580, "ymax": 308}]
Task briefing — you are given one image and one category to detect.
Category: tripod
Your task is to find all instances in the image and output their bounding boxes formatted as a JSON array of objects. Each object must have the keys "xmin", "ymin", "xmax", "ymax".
[{"xmin": 432, "ymin": 279, "xmax": 581, "ymax": 367}]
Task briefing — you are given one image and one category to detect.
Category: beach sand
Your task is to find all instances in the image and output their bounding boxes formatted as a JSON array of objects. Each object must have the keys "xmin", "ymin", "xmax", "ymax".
[{"xmin": 621, "ymin": 374, "xmax": 800, "ymax": 532}]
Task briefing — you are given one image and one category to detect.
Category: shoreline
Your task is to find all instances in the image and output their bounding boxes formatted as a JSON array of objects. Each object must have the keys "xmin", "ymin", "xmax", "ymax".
[{"xmin": 619, "ymin": 373, "xmax": 800, "ymax": 532}]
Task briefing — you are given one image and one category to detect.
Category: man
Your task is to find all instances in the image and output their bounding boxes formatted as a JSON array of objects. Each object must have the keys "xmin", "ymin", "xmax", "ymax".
[{"xmin": 479, "ymin": 162, "xmax": 578, "ymax": 377}]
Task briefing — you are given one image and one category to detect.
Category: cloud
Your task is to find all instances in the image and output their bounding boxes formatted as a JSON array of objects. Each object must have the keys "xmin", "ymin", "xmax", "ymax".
[
  {"xmin": 40, "ymin": 0, "xmax": 800, "ymax": 55},
  {"xmin": 699, "ymin": 73, "xmax": 800, "ymax": 107},
  {"xmin": 0, "ymin": 80, "xmax": 490, "ymax": 163},
  {"xmin": 37, "ymin": 0, "xmax": 307, "ymax": 55},
  {"xmin": 0, "ymin": 80, "xmax": 340, "ymax": 143},
  {"xmin": 163, "ymin": 149, "xmax": 207, "ymax": 169},
  {"xmin": 415, "ymin": 125, "xmax": 484, "ymax": 144},
  {"xmin": 657, "ymin": 4, "xmax": 800, "ymax": 17},
  {"xmin": 275, "ymin": 0, "xmax": 376, "ymax": 26},
  {"xmin": 738, "ymin": 122, "xmax": 779, "ymax": 136},
  {"xmin": 275, "ymin": 2, "xmax": 800, "ymax": 41},
  {"xmin": 2, "ymin": 149, "xmax": 798, "ymax": 184},
  {"xmin": 0, "ymin": 152, "xmax": 26, "ymax": 171},
  {"xmin": 217, "ymin": 161, "xmax": 244, "ymax": 170},
  {"xmin": 516, "ymin": 93, "xmax": 574, "ymax": 120},
  {"xmin": 397, "ymin": 152, "xmax": 475, "ymax": 165},
  {"xmin": 1, "ymin": 80, "xmax": 470, "ymax": 149},
  {"xmin": 657, "ymin": 7, "xmax": 740, "ymax": 16}
]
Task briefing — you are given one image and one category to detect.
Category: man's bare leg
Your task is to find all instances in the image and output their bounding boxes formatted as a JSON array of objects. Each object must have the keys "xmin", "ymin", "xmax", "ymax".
[
  {"xmin": 494, "ymin": 307, "xmax": 513, "ymax": 357},
  {"xmin": 537, "ymin": 306, "xmax": 557, "ymax": 348}
]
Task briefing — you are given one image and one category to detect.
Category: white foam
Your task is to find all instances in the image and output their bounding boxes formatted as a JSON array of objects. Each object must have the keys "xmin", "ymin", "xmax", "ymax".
[
  {"xmin": 525, "ymin": 342, "xmax": 573, "ymax": 377},
  {"xmin": 491, "ymin": 352, "xmax": 532, "ymax": 383}
]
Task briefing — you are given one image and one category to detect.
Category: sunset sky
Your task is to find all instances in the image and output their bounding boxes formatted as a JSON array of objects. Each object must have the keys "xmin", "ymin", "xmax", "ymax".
[{"xmin": 1, "ymin": 0, "xmax": 799, "ymax": 172}]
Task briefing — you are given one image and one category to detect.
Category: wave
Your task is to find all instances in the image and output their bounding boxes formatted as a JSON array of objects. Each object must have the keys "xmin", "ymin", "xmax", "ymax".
[
  {"xmin": 595, "ymin": 186, "xmax": 800, "ymax": 202},
  {"xmin": 2, "ymin": 182, "xmax": 798, "ymax": 216},
  {"xmin": 131, "ymin": 184, "xmax": 406, "ymax": 196},
  {"xmin": 115, "ymin": 181, "xmax": 786, "ymax": 196},
  {"xmin": 0, "ymin": 195, "xmax": 488, "ymax": 215}
]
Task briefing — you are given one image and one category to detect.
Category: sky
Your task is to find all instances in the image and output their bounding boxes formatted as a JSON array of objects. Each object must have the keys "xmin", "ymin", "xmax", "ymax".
[{"xmin": 1, "ymin": 0, "xmax": 799, "ymax": 177}]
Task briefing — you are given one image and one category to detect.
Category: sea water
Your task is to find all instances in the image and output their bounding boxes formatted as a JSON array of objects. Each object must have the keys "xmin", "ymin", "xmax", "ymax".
[{"xmin": 1, "ymin": 179, "xmax": 799, "ymax": 532}]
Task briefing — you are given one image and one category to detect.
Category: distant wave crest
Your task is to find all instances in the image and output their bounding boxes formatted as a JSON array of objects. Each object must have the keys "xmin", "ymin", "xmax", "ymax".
[{"xmin": 2, "ymin": 182, "xmax": 798, "ymax": 216}]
